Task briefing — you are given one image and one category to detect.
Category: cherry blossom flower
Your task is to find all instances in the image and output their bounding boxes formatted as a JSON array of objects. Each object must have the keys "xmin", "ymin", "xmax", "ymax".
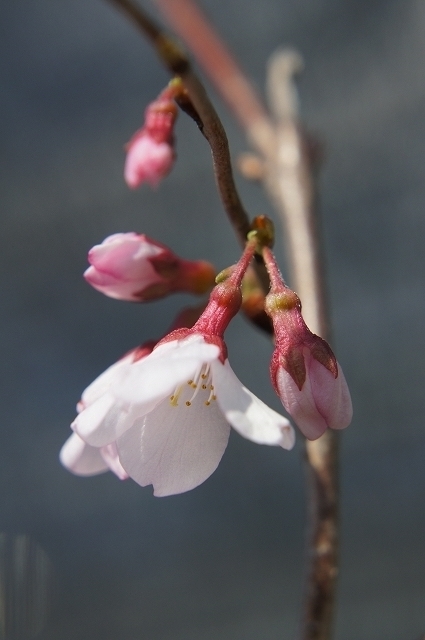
[
  {"xmin": 73, "ymin": 333, "xmax": 294, "ymax": 496},
  {"xmin": 72, "ymin": 241, "xmax": 295, "ymax": 496},
  {"xmin": 60, "ymin": 344, "xmax": 155, "ymax": 479},
  {"xmin": 84, "ymin": 232, "xmax": 216, "ymax": 302},
  {"xmin": 263, "ymin": 246, "xmax": 353, "ymax": 440}
]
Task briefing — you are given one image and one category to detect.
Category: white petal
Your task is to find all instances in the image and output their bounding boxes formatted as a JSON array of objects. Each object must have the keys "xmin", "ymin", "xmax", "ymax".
[
  {"xmin": 100, "ymin": 442, "xmax": 129, "ymax": 480},
  {"xmin": 59, "ymin": 432, "xmax": 109, "ymax": 476},
  {"xmin": 148, "ymin": 334, "xmax": 220, "ymax": 361},
  {"xmin": 72, "ymin": 393, "xmax": 136, "ymax": 447},
  {"xmin": 79, "ymin": 354, "xmax": 133, "ymax": 411},
  {"xmin": 76, "ymin": 336, "xmax": 221, "ymax": 451},
  {"xmin": 309, "ymin": 359, "xmax": 353, "ymax": 430},
  {"xmin": 276, "ymin": 365, "xmax": 328, "ymax": 440},
  {"xmin": 114, "ymin": 337, "xmax": 220, "ymax": 408},
  {"xmin": 211, "ymin": 360, "xmax": 295, "ymax": 450},
  {"xmin": 117, "ymin": 381, "xmax": 231, "ymax": 496}
]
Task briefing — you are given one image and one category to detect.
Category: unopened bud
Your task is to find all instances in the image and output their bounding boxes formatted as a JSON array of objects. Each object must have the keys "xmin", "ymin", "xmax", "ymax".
[
  {"xmin": 263, "ymin": 246, "xmax": 352, "ymax": 440},
  {"xmin": 124, "ymin": 90, "xmax": 178, "ymax": 189},
  {"xmin": 84, "ymin": 233, "xmax": 216, "ymax": 302}
]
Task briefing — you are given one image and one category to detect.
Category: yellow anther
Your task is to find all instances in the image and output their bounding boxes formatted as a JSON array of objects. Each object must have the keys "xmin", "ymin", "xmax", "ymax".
[
  {"xmin": 185, "ymin": 401, "xmax": 191, "ymax": 406},
  {"xmin": 170, "ymin": 385, "xmax": 183, "ymax": 406},
  {"xmin": 170, "ymin": 394, "xmax": 179, "ymax": 407}
]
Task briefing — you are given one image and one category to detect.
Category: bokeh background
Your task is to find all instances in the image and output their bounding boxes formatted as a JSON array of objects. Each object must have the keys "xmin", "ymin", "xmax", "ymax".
[{"xmin": 1, "ymin": 0, "xmax": 425, "ymax": 638}]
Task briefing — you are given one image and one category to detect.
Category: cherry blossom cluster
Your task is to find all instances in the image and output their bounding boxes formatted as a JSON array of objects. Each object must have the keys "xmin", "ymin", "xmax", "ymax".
[{"xmin": 60, "ymin": 85, "xmax": 352, "ymax": 497}]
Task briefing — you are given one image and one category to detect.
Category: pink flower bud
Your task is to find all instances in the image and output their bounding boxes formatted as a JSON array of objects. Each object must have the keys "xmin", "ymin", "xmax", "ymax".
[
  {"xmin": 124, "ymin": 132, "xmax": 175, "ymax": 188},
  {"xmin": 270, "ymin": 340, "xmax": 352, "ymax": 441},
  {"xmin": 124, "ymin": 98, "xmax": 178, "ymax": 189},
  {"xmin": 263, "ymin": 248, "xmax": 353, "ymax": 440},
  {"xmin": 84, "ymin": 232, "xmax": 216, "ymax": 302}
]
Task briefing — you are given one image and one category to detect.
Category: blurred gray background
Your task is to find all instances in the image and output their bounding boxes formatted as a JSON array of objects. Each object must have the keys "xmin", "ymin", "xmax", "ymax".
[{"xmin": 1, "ymin": 0, "xmax": 424, "ymax": 638}]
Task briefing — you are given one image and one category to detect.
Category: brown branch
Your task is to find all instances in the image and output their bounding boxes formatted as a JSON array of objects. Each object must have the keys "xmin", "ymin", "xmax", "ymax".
[
  {"xmin": 181, "ymin": 73, "xmax": 252, "ymax": 246},
  {"xmin": 266, "ymin": 50, "xmax": 339, "ymax": 640},
  {"xmin": 265, "ymin": 50, "xmax": 329, "ymax": 335},
  {"xmin": 262, "ymin": 55, "xmax": 340, "ymax": 635},
  {"xmin": 105, "ymin": 0, "xmax": 252, "ymax": 251},
  {"xmin": 300, "ymin": 433, "xmax": 339, "ymax": 640},
  {"xmin": 154, "ymin": 0, "xmax": 275, "ymax": 156}
]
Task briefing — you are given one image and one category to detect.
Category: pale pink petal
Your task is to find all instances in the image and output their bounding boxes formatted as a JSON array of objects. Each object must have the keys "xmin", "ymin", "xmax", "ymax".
[
  {"xmin": 83, "ymin": 269, "xmax": 161, "ymax": 302},
  {"xmin": 84, "ymin": 233, "xmax": 165, "ymax": 301},
  {"xmin": 114, "ymin": 337, "xmax": 220, "ymax": 407},
  {"xmin": 59, "ymin": 432, "xmax": 109, "ymax": 476},
  {"xmin": 211, "ymin": 360, "xmax": 295, "ymax": 450},
  {"xmin": 124, "ymin": 136, "xmax": 174, "ymax": 188},
  {"xmin": 90, "ymin": 239, "xmax": 160, "ymax": 282},
  {"xmin": 117, "ymin": 382, "xmax": 231, "ymax": 496},
  {"xmin": 72, "ymin": 393, "xmax": 135, "ymax": 447},
  {"xmin": 79, "ymin": 353, "xmax": 134, "ymax": 411},
  {"xmin": 83, "ymin": 267, "xmax": 149, "ymax": 301},
  {"xmin": 84, "ymin": 265, "xmax": 123, "ymax": 287},
  {"xmin": 75, "ymin": 338, "xmax": 220, "ymax": 448},
  {"xmin": 276, "ymin": 365, "xmax": 328, "ymax": 440},
  {"xmin": 100, "ymin": 442, "xmax": 129, "ymax": 480},
  {"xmin": 87, "ymin": 233, "xmax": 161, "ymax": 275},
  {"xmin": 309, "ymin": 359, "xmax": 353, "ymax": 430}
]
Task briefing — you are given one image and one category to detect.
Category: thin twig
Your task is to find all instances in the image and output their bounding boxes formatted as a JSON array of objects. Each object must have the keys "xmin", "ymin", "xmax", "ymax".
[
  {"xmin": 265, "ymin": 50, "xmax": 328, "ymax": 336},
  {"xmin": 105, "ymin": 0, "xmax": 252, "ymax": 250},
  {"xmin": 150, "ymin": 4, "xmax": 341, "ymax": 639},
  {"xmin": 266, "ymin": 53, "xmax": 338, "ymax": 640},
  {"xmin": 154, "ymin": 0, "xmax": 275, "ymax": 156}
]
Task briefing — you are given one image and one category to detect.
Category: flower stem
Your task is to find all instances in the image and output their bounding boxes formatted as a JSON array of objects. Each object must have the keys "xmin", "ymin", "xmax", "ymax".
[
  {"xmin": 228, "ymin": 238, "xmax": 257, "ymax": 287},
  {"xmin": 262, "ymin": 246, "xmax": 287, "ymax": 292}
]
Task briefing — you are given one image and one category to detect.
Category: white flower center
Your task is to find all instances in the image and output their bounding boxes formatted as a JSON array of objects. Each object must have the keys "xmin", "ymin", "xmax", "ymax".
[{"xmin": 169, "ymin": 364, "xmax": 217, "ymax": 408}]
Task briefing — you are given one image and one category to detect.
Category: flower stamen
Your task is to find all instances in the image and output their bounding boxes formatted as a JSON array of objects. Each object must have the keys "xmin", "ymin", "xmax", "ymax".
[
  {"xmin": 170, "ymin": 364, "xmax": 213, "ymax": 408},
  {"xmin": 206, "ymin": 386, "xmax": 217, "ymax": 404},
  {"xmin": 170, "ymin": 388, "xmax": 182, "ymax": 406}
]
